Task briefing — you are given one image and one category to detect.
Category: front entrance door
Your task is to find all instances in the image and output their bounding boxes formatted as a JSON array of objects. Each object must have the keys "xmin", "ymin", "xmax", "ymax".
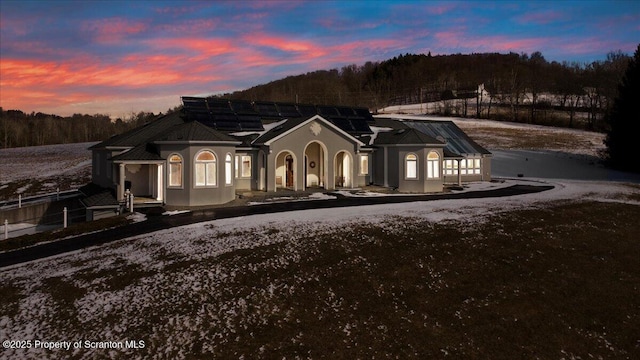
[{"xmin": 285, "ymin": 155, "xmax": 294, "ymax": 187}]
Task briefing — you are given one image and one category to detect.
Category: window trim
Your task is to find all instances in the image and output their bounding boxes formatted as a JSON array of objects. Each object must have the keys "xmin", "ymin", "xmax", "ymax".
[
  {"xmin": 405, "ymin": 153, "xmax": 418, "ymax": 180},
  {"xmin": 235, "ymin": 155, "xmax": 252, "ymax": 179},
  {"xmin": 225, "ymin": 153, "xmax": 233, "ymax": 186},
  {"xmin": 168, "ymin": 153, "xmax": 184, "ymax": 188},
  {"xmin": 427, "ymin": 151, "xmax": 440, "ymax": 179},
  {"xmin": 194, "ymin": 150, "xmax": 218, "ymax": 188},
  {"xmin": 444, "ymin": 159, "xmax": 458, "ymax": 176},
  {"xmin": 359, "ymin": 154, "xmax": 369, "ymax": 175},
  {"xmin": 459, "ymin": 158, "xmax": 481, "ymax": 175}
]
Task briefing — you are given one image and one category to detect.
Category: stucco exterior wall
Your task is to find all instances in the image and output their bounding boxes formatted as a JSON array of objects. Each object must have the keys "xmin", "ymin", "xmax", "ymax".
[
  {"xmin": 159, "ymin": 144, "xmax": 236, "ymax": 206},
  {"xmin": 234, "ymin": 151, "xmax": 257, "ymax": 191},
  {"xmin": 264, "ymin": 119, "xmax": 360, "ymax": 192},
  {"xmin": 370, "ymin": 146, "xmax": 444, "ymax": 193}
]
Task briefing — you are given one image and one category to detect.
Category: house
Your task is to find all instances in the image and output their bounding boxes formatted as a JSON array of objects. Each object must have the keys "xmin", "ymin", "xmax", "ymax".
[{"xmin": 83, "ymin": 97, "xmax": 491, "ymax": 214}]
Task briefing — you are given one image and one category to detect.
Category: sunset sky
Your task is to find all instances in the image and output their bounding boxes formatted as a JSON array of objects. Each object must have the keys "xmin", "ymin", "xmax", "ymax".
[{"xmin": 1, "ymin": 0, "xmax": 638, "ymax": 118}]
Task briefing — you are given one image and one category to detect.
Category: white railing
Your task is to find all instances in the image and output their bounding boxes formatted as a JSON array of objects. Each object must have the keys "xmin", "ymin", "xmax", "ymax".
[
  {"xmin": 2, "ymin": 207, "xmax": 85, "ymax": 240},
  {"xmin": 0, "ymin": 188, "xmax": 80, "ymax": 210}
]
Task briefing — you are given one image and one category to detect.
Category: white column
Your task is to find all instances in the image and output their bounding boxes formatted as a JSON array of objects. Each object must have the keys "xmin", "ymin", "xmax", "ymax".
[
  {"xmin": 457, "ymin": 159, "xmax": 462, "ymax": 186},
  {"xmin": 157, "ymin": 164, "xmax": 163, "ymax": 201}
]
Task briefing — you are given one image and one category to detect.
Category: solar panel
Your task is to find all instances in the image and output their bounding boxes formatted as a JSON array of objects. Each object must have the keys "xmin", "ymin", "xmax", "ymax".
[
  {"xmin": 206, "ymin": 98, "xmax": 233, "ymax": 113},
  {"xmin": 350, "ymin": 118, "xmax": 373, "ymax": 134},
  {"xmin": 215, "ymin": 122, "xmax": 241, "ymax": 131},
  {"xmin": 328, "ymin": 118, "xmax": 355, "ymax": 133},
  {"xmin": 237, "ymin": 114, "xmax": 264, "ymax": 130},
  {"xmin": 353, "ymin": 107, "xmax": 375, "ymax": 122},
  {"xmin": 317, "ymin": 106, "xmax": 339, "ymax": 118},
  {"xmin": 277, "ymin": 103, "xmax": 302, "ymax": 118},
  {"xmin": 191, "ymin": 112, "xmax": 212, "ymax": 123},
  {"xmin": 255, "ymin": 102, "xmax": 281, "ymax": 118},
  {"xmin": 230, "ymin": 100, "xmax": 256, "ymax": 114},
  {"xmin": 183, "ymin": 96, "xmax": 377, "ymax": 135},
  {"xmin": 297, "ymin": 104, "xmax": 317, "ymax": 117},
  {"xmin": 336, "ymin": 107, "xmax": 356, "ymax": 117}
]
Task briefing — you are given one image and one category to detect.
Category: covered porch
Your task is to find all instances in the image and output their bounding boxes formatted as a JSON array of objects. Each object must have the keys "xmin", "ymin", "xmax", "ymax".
[{"xmin": 115, "ymin": 161, "xmax": 165, "ymax": 204}]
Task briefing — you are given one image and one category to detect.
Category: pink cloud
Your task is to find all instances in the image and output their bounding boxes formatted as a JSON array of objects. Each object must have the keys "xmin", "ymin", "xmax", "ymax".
[
  {"xmin": 245, "ymin": 34, "xmax": 317, "ymax": 53},
  {"xmin": 145, "ymin": 37, "xmax": 236, "ymax": 61},
  {"xmin": 155, "ymin": 18, "xmax": 219, "ymax": 34},
  {"xmin": 0, "ymin": 53, "xmax": 228, "ymax": 112},
  {"xmin": 81, "ymin": 17, "xmax": 148, "ymax": 43}
]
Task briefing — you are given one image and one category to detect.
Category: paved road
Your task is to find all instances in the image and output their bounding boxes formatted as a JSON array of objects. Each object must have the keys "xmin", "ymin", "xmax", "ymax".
[{"xmin": 0, "ymin": 184, "xmax": 552, "ymax": 268}]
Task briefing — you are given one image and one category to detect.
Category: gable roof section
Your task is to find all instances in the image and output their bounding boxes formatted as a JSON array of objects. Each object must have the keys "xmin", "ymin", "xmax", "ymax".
[
  {"xmin": 110, "ymin": 122, "xmax": 240, "ymax": 162},
  {"xmin": 90, "ymin": 111, "xmax": 185, "ymax": 149},
  {"xmin": 154, "ymin": 121, "xmax": 240, "ymax": 143},
  {"xmin": 253, "ymin": 115, "xmax": 365, "ymax": 146}
]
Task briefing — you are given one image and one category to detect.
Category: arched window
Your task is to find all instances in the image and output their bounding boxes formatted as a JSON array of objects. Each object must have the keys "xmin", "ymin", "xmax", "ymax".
[
  {"xmin": 168, "ymin": 154, "xmax": 183, "ymax": 187},
  {"xmin": 427, "ymin": 151, "xmax": 440, "ymax": 179},
  {"xmin": 225, "ymin": 153, "xmax": 233, "ymax": 185},
  {"xmin": 405, "ymin": 153, "xmax": 418, "ymax": 179},
  {"xmin": 195, "ymin": 150, "xmax": 216, "ymax": 187}
]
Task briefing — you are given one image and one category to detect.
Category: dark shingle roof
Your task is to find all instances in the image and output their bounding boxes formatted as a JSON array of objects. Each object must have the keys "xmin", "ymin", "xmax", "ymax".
[
  {"xmin": 90, "ymin": 111, "xmax": 185, "ymax": 149},
  {"xmin": 374, "ymin": 128, "xmax": 444, "ymax": 146},
  {"xmin": 111, "ymin": 143, "xmax": 163, "ymax": 161},
  {"xmin": 252, "ymin": 117, "xmax": 310, "ymax": 145},
  {"xmin": 109, "ymin": 122, "xmax": 240, "ymax": 161},
  {"xmin": 79, "ymin": 183, "xmax": 118, "ymax": 208},
  {"xmin": 154, "ymin": 121, "xmax": 239, "ymax": 143}
]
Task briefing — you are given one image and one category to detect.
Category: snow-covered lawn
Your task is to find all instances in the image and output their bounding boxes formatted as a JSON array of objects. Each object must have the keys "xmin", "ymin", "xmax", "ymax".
[
  {"xmin": 0, "ymin": 142, "xmax": 96, "ymax": 199},
  {"xmin": 0, "ymin": 142, "xmax": 96, "ymax": 184},
  {"xmin": 1, "ymin": 177, "xmax": 638, "ymax": 358},
  {"xmin": 376, "ymin": 113, "xmax": 605, "ymax": 157}
]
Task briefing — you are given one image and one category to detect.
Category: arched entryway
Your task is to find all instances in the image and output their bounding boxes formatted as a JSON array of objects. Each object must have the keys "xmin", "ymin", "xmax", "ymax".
[
  {"xmin": 334, "ymin": 151, "xmax": 353, "ymax": 188},
  {"xmin": 275, "ymin": 151, "xmax": 295, "ymax": 190},
  {"xmin": 304, "ymin": 141, "xmax": 327, "ymax": 189}
]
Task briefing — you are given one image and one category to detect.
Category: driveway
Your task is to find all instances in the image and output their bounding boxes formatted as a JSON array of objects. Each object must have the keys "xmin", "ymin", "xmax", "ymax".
[{"xmin": 491, "ymin": 149, "xmax": 640, "ymax": 183}]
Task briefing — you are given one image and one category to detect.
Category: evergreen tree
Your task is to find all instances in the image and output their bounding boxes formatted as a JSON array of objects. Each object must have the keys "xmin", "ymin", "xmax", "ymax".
[{"xmin": 604, "ymin": 44, "xmax": 640, "ymax": 172}]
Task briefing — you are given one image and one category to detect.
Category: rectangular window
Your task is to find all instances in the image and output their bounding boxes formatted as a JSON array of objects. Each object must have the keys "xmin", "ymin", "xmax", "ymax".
[
  {"xmin": 235, "ymin": 155, "xmax": 252, "ymax": 178},
  {"xmin": 169, "ymin": 162, "xmax": 182, "ymax": 187},
  {"xmin": 206, "ymin": 162, "xmax": 217, "ymax": 186},
  {"xmin": 427, "ymin": 160, "xmax": 439, "ymax": 178},
  {"xmin": 225, "ymin": 155, "xmax": 232, "ymax": 185},
  {"xmin": 195, "ymin": 163, "xmax": 206, "ymax": 186},
  {"xmin": 474, "ymin": 159, "xmax": 481, "ymax": 174},
  {"xmin": 406, "ymin": 154, "xmax": 418, "ymax": 179},
  {"xmin": 241, "ymin": 156, "xmax": 251, "ymax": 178},
  {"xmin": 359, "ymin": 155, "xmax": 369, "ymax": 175},
  {"xmin": 444, "ymin": 160, "xmax": 458, "ymax": 175}
]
